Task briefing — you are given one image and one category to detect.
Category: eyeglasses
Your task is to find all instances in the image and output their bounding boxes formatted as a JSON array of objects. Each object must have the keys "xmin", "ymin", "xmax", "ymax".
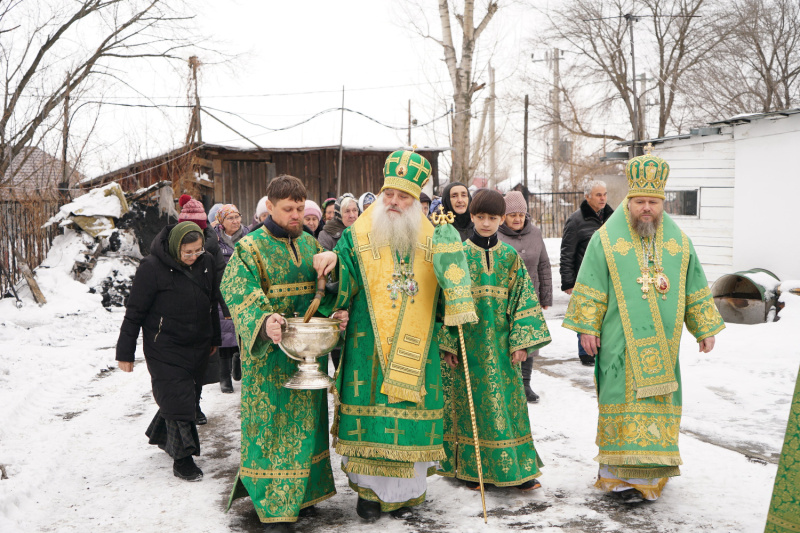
[
  {"xmin": 181, "ymin": 248, "xmax": 205, "ymax": 257},
  {"xmin": 225, "ymin": 214, "xmax": 242, "ymax": 221}
]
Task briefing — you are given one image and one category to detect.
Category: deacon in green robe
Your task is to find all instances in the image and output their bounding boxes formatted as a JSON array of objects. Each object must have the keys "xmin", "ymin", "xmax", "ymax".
[
  {"xmin": 765, "ymin": 363, "xmax": 800, "ymax": 533},
  {"xmin": 438, "ymin": 189, "xmax": 551, "ymax": 490},
  {"xmin": 563, "ymin": 149, "xmax": 724, "ymax": 501},
  {"xmin": 221, "ymin": 175, "xmax": 340, "ymax": 529},
  {"xmin": 315, "ymin": 150, "xmax": 446, "ymax": 521}
]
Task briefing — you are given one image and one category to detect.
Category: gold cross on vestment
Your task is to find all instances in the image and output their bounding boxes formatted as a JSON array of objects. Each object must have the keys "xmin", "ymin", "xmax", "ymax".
[
  {"xmin": 385, "ymin": 419, "xmax": 406, "ymax": 445},
  {"xmin": 348, "ymin": 418, "xmax": 366, "ymax": 442},
  {"xmin": 425, "ymin": 421, "xmax": 440, "ymax": 446},
  {"xmin": 352, "ymin": 324, "xmax": 367, "ymax": 350},
  {"xmin": 347, "ymin": 370, "xmax": 366, "ymax": 398},
  {"xmin": 417, "ymin": 236, "xmax": 433, "ymax": 263},
  {"xmin": 384, "ymin": 154, "xmax": 402, "ymax": 175},
  {"xmin": 358, "ymin": 232, "xmax": 384, "ymax": 260},
  {"xmin": 428, "ymin": 381, "xmax": 441, "ymax": 402}
]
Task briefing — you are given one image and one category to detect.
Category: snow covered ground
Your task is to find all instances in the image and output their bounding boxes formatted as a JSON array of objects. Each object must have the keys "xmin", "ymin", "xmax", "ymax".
[{"xmin": 0, "ymin": 233, "xmax": 797, "ymax": 532}]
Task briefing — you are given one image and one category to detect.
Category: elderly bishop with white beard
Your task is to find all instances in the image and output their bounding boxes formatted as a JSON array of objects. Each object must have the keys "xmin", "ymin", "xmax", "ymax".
[{"xmin": 313, "ymin": 150, "xmax": 447, "ymax": 522}]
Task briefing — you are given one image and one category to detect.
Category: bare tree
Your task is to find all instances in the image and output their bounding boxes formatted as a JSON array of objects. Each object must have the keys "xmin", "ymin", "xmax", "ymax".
[
  {"xmin": 0, "ymin": 0, "xmax": 199, "ymax": 194},
  {"xmin": 687, "ymin": 0, "xmax": 800, "ymax": 118},
  {"xmin": 535, "ymin": 0, "xmax": 725, "ymax": 142},
  {"xmin": 405, "ymin": 1, "xmax": 500, "ymax": 184}
]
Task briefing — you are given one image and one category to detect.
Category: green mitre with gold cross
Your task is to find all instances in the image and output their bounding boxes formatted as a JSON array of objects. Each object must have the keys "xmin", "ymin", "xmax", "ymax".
[
  {"xmin": 626, "ymin": 143, "xmax": 669, "ymax": 199},
  {"xmin": 381, "ymin": 149, "xmax": 431, "ymax": 200}
]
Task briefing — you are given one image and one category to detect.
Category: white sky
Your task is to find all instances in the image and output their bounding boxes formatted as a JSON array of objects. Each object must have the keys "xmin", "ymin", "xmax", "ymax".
[{"xmin": 76, "ymin": 0, "xmax": 553, "ymax": 186}]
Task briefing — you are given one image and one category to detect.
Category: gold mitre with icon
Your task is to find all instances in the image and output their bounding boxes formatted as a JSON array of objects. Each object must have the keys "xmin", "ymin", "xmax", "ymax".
[
  {"xmin": 380, "ymin": 148, "xmax": 431, "ymax": 200},
  {"xmin": 626, "ymin": 143, "xmax": 669, "ymax": 199}
]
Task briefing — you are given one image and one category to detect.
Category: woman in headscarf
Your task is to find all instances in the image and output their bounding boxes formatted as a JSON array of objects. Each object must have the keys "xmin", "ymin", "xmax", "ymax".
[
  {"xmin": 318, "ymin": 193, "xmax": 359, "ymax": 251},
  {"xmin": 358, "ymin": 191, "xmax": 376, "ymax": 213},
  {"xmin": 116, "ymin": 221, "xmax": 220, "ymax": 481},
  {"xmin": 214, "ymin": 204, "xmax": 250, "ymax": 393},
  {"xmin": 303, "ymin": 199, "xmax": 323, "ymax": 238},
  {"xmin": 442, "ymin": 181, "xmax": 474, "ymax": 241},
  {"xmin": 497, "ymin": 191, "xmax": 552, "ymax": 403}
]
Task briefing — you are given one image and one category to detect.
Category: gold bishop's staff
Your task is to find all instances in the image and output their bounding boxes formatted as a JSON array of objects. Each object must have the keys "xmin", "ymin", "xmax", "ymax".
[{"xmin": 430, "ymin": 207, "xmax": 488, "ymax": 524}]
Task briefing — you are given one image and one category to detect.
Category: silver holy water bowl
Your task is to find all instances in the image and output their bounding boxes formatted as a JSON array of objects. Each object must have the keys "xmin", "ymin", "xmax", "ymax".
[{"xmin": 279, "ymin": 317, "xmax": 341, "ymax": 390}]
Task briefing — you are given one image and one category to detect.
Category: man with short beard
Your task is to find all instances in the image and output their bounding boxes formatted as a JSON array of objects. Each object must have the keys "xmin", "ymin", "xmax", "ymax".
[
  {"xmin": 562, "ymin": 147, "xmax": 725, "ymax": 503},
  {"xmin": 221, "ymin": 175, "xmax": 346, "ymax": 532},
  {"xmin": 314, "ymin": 150, "xmax": 446, "ymax": 522}
]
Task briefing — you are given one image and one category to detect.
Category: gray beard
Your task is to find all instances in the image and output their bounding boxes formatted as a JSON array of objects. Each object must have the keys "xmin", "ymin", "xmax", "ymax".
[
  {"xmin": 631, "ymin": 211, "xmax": 662, "ymax": 237},
  {"xmin": 371, "ymin": 196, "xmax": 422, "ymax": 256}
]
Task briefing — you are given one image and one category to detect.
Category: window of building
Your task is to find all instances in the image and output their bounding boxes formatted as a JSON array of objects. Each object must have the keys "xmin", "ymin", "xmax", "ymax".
[{"xmin": 664, "ymin": 189, "xmax": 699, "ymax": 217}]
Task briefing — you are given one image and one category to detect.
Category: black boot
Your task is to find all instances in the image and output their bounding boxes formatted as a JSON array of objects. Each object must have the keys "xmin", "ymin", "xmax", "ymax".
[
  {"xmin": 195, "ymin": 404, "xmax": 207, "ymax": 425},
  {"xmin": 356, "ymin": 496, "xmax": 381, "ymax": 522},
  {"xmin": 173, "ymin": 456, "xmax": 203, "ymax": 481},
  {"xmin": 615, "ymin": 488, "xmax": 645, "ymax": 503},
  {"xmin": 232, "ymin": 351, "xmax": 242, "ymax": 381},
  {"xmin": 219, "ymin": 357, "xmax": 233, "ymax": 393},
  {"xmin": 390, "ymin": 507, "xmax": 413, "ymax": 519},
  {"xmin": 523, "ymin": 381, "xmax": 540, "ymax": 403},
  {"xmin": 262, "ymin": 523, "xmax": 292, "ymax": 532}
]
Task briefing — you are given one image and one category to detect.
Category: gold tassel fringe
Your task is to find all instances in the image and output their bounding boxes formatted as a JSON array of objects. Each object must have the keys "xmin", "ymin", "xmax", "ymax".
[
  {"xmin": 611, "ymin": 465, "xmax": 681, "ymax": 479},
  {"xmin": 335, "ymin": 441, "xmax": 446, "ymax": 463},
  {"xmin": 343, "ymin": 459, "xmax": 416, "ymax": 479},
  {"xmin": 636, "ymin": 382, "xmax": 679, "ymax": 399},
  {"xmin": 444, "ymin": 311, "xmax": 479, "ymax": 327},
  {"xmin": 595, "ymin": 452, "xmax": 683, "ymax": 467},
  {"xmin": 381, "ymin": 382, "xmax": 425, "ymax": 404}
]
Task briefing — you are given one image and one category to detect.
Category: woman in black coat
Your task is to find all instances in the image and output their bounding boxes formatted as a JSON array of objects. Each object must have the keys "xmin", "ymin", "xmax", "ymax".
[{"xmin": 116, "ymin": 221, "xmax": 221, "ymax": 481}]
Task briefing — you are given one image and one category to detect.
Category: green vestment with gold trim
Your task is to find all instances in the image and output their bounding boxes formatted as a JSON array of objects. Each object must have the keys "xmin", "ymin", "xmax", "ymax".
[
  {"xmin": 765, "ymin": 363, "xmax": 800, "ymax": 533},
  {"xmin": 221, "ymin": 227, "xmax": 335, "ymax": 524},
  {"xmin": 562, "ymin": 199, "xmax": 725, "ymax": 483},
  {"xmin": 438, "ymin": 240, "xmax": 551, "ymax": 486},
  {"xmin": 331, "ymin": 212, "xmax": 446, "ymax": 511}
]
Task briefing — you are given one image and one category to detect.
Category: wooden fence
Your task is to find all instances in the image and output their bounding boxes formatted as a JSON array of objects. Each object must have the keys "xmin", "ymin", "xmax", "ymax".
[
  {"xmin": 1, "ymin": 200, "xmax": 59, "ymax": 298},
  {"xmin": 528, "ymin": 191, "xmax": 585, "ymax": 239}
]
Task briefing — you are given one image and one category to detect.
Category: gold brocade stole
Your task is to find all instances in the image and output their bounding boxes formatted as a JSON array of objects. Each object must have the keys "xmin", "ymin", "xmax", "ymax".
[{"xmin": 351, "ymin": 205, "xmax": 437, "ymax": 404}]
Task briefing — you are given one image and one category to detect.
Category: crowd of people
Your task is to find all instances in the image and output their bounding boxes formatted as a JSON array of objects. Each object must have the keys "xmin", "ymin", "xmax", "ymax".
[{"xmin": 115, "ymin": 147, "xmax": 726, "ymax": 532}]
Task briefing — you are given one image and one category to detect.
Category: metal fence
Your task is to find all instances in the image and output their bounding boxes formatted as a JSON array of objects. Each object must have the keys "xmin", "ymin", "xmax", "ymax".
[
  {"xmin": 1, "ymin": 201, "xmax": 59, "ymax": 298},
  {"xmin": 528, "ymin": 191, "xmax": 585, "ymax": 239}
]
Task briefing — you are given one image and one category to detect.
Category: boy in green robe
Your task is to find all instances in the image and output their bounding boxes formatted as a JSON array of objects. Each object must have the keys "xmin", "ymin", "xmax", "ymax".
[
  {"xmin": 439, "ymin": 189, "xmax": 552, "ymax": 491},
  {"xmin": 221, "ymin": 175, "xmax": 346, "ymax": 532},
  {"xmin": 563, "ymin": 146, "xmax": 724, "ymax": 502}
]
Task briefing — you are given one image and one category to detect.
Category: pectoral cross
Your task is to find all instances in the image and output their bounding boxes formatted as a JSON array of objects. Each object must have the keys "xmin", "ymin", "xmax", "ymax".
[
  {"xmin": 425, "ymin": 421, "xmax": 441, "ymax": 445},
  {"xmin": 348, "ymin": 418, "xmax": 366, "ymax": 441},
  {"xmin": 385, "ymin": 419, "xmax": 406, "ymax": 445},
  {"xmin": 637, "ymin": 272, "xmax": 655, "ymax": 299},
  {"xmin": 347, "ymin": 370, "xmax": 366, "ymax": 398}
]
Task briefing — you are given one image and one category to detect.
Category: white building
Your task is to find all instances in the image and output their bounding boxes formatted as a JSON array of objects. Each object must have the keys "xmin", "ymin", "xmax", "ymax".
[{"xmin": 621, "ymin": 109, "xmax": 800, "ymax": 283}]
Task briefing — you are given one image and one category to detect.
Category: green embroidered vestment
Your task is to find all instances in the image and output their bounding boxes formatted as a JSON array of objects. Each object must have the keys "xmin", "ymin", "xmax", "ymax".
[
  {"xmin": 439, "ymin": 241, "xmax": 552, "ymax": 486},
  {"xmin": 562, "ymin": 200, "xmax": 725, "ymax": 479},
  {"xmin": 765, "ymin": 363, "xmax": 800, "ymax": 533},
  {"xmin": 331, "ymin": 226, "xmax": 446, "ymax": 507},
  {"xmin": 221, "ymin": 227, "xmax": 335, "ymax": 524}
]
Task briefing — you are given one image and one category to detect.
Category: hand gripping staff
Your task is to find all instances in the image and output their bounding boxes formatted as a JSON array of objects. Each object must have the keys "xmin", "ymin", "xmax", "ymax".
[{"xmin": 430, "ymin": 207, "xmax": 487, "ymax": 524}]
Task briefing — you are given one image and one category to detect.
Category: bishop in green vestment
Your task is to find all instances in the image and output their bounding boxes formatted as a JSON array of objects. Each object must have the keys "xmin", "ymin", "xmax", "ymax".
[
  {"xmin": 221, "ymin": 176, "xmax": 339, "ymax": 528},
  {"xmin": 316, "ymin": 150, "xmax": 446, "ymax": 521},
  {"xmin": 563, "ymin": 148, "xmax": 724, "ymax": 501},
  {"xmin": 438, "ymin": 189, "xmax": 551, "ymax": 489},
  {"xmin": 765, "ymin": 362, "xmax": 800, "ymax": 532}
]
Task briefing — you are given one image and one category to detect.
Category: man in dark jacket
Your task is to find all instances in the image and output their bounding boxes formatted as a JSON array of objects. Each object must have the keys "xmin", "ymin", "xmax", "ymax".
[{"xmin": 560, "ymin": 180, "xmax": 613, "ymax": 366}]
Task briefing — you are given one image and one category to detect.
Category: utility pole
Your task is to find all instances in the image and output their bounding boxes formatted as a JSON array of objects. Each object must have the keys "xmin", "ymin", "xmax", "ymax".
[
  {"xmin": 488, "ymin": 64, "xmax": 496, "ymax": 189},
  {"xmin": 60, "ymin": 73, "xmax": 71, "ymax": 202},
  {"xmin": 185, "ymin": 56, "xmax": 202, "ymax": 145},
  {"xmin": 550, "ymin": 48, "xmax": 561, "ymax": 192},
  {"xmin": 523, "ymin": 94, "xmax": 529, "ymax": 192},
  {"xmin": 336, "ymin": 86, "xmax": 345, "ymax": 197},
  {"xmin": 638, "ymin": 72, "xmax": 649, "ymax": 141},
  {"xmin": 408, "ymin": 99, "xmax": 411, "ymax": 146},
  {"xmin": 625, "ymin": 13, "xmax": 641, "ymax": 153}
]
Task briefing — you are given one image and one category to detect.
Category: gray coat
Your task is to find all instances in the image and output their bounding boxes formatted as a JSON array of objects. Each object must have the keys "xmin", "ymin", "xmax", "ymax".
[{"xmin": 498, "ymin": 220, "xmax": 553, "ymax": 307}]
